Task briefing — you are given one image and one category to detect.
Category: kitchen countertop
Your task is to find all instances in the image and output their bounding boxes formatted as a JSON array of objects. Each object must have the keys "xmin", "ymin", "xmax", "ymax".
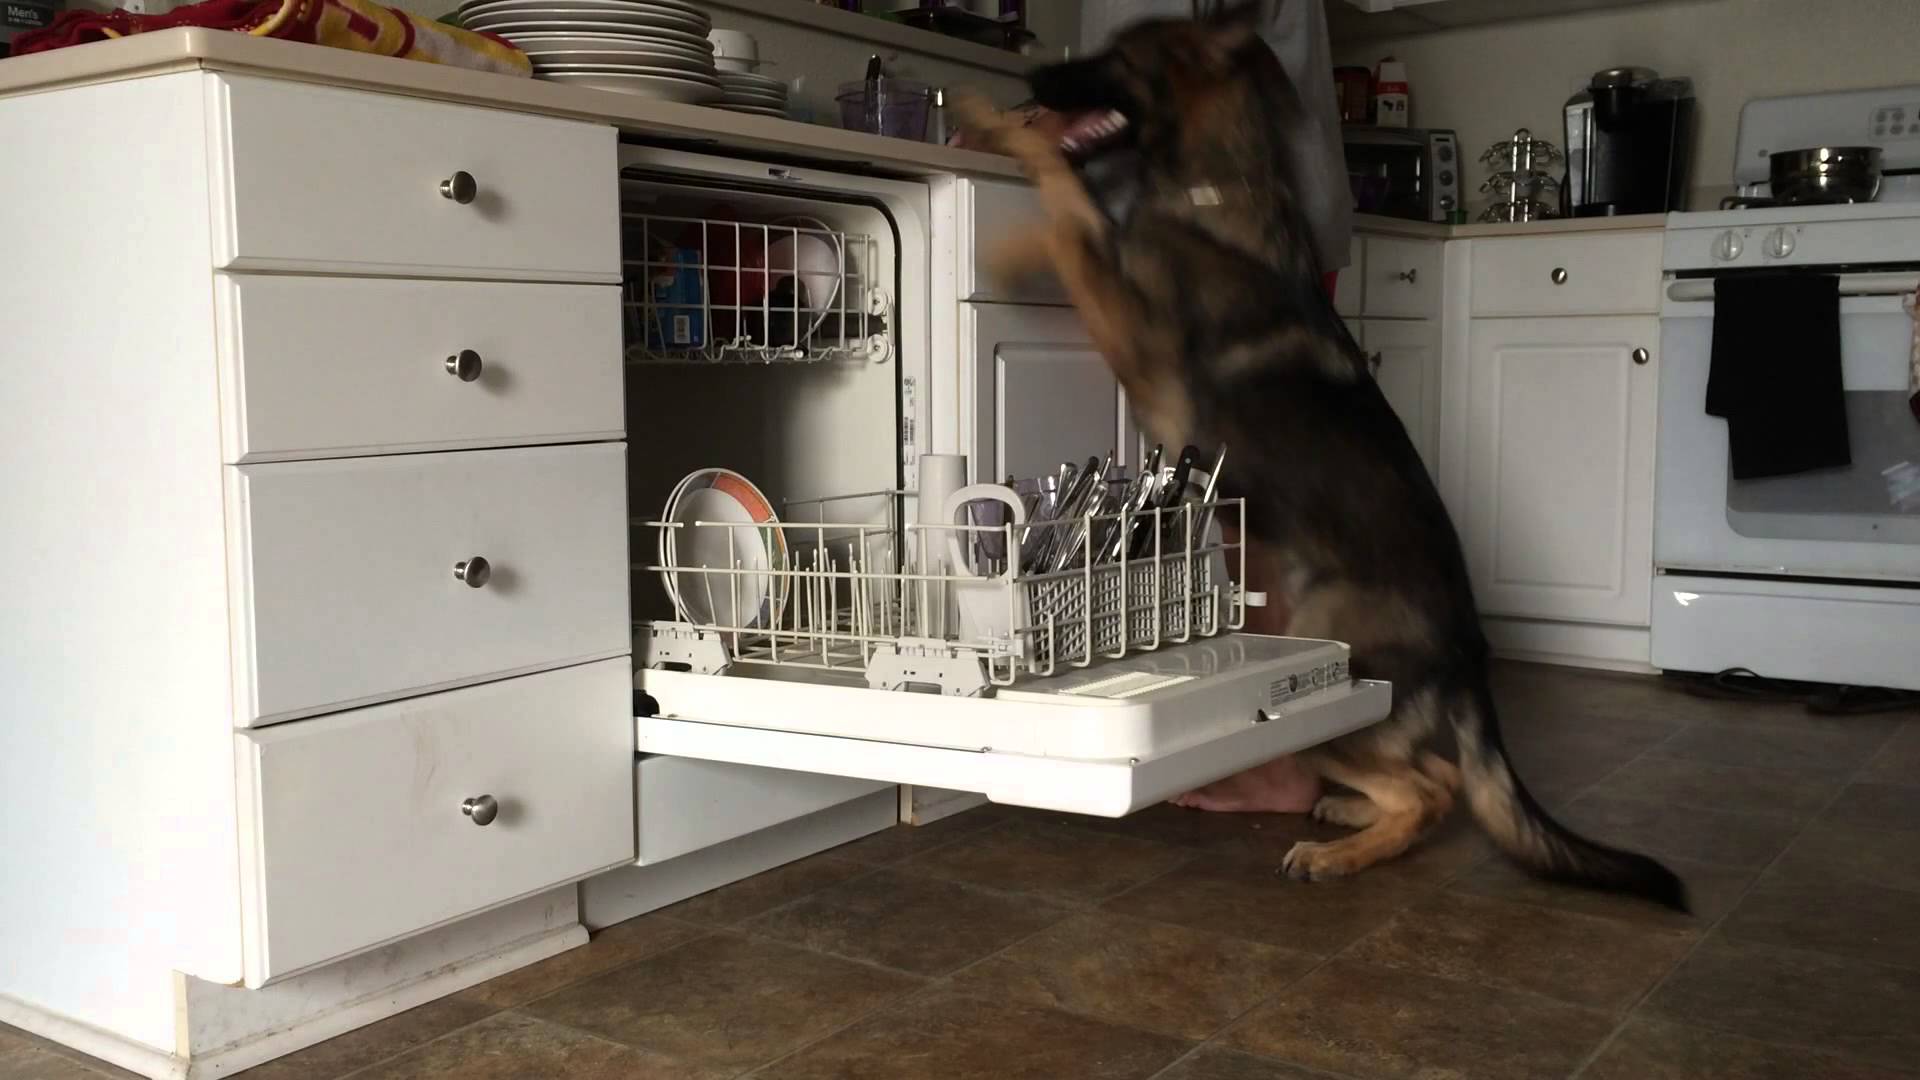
[
  {"xmin": 0, "ymin": 28, "xmax": 1026, "ymax": 182},
  {"xmin": 0, "ymin": 32, "xmax": 1682, "ymax": 233},
  {"xmin": 1353, "ymin": 212, "xmax": 1667, "ymax": 239}
]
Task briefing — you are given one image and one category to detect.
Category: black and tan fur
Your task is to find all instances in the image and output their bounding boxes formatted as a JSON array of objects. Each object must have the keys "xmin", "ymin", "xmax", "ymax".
[{"xmin": 953, "ymin": 5, "xmax": 1686, "ymax": 910}]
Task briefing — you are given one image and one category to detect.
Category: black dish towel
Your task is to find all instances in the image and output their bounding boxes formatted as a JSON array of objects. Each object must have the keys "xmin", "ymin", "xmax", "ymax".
[{"xmin": 1707, "ymin": 273, "xmax": 1851, "ymax": 480}]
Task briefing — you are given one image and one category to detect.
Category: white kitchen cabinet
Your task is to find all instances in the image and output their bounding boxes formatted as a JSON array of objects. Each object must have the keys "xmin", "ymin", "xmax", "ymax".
[
  {"xmin": 1334, "ymin": 234, "xmax": 1364, "ymax": 316},
  {"xmin": 1360, "ymin": 236, "xmax": 1442, "ymax": 318},
  {"xmin": 1360, "ymin": 317, "xmax": 1441, "ymax": 475},
  {"xmin": 1468, "ymin": 232, "xmax": 1663, "ymax": 318},
  {"xmin": 238, "ymin": 660, "xmax": 635, "ymax": 985},
  {"xmin": 4, "ymin": 55, "xmax": 1403, "ymax": 1080},
  {"xmin": 1461, "ymin": 315, "xmax": 1658, "ymax": 626}
]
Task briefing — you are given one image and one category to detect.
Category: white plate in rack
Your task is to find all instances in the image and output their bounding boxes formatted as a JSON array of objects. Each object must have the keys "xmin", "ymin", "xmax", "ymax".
[
  {"xmin": 520, "ymin": 38, "xmax": 710, "ymax": 61},
  {"xmin": 462, "ymin": 0, "xmax": 710, "ymax": 33},
  {"xmin": 662, "ymin": 469, "xmax": 789, "ymax": 630},
  {"xmin": 496, "ymin": 28, "xmax": 711, "ymax": 49},
  {"xmin": 536, "ymin": 61, "xmax": 720, "ymax": 81},
  {"xmin": 716, "ymin": 105, "xmax": 789, "ymax": 119},
  {"xmin": 538, "ymin": 70, "xmax": 724, "ymax": 102},
  {"xmin": 717, "ymin": 70, "xmax": 784, "ymax": 91},
  {"xmin": 467, "ymin": 17, "xmax": 711, "ymax": 45}
]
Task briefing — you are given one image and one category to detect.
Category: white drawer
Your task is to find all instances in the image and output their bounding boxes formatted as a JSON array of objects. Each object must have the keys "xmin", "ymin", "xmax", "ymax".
[
  {"xmin": 1469, "ymin": 232, "xmax": 1663, "ymax": 317},
  {"xmin": 230, "ymin": 444, "xmax": 629, "ymax": 726},
  {"xmin": 209, "ymin": 76, "xmax": 619, "ymax": 281},
  {"xmin": 964, "ymin": 178, "xmax": 1067, "ymax": 304},
  {"xmin": 635, "ymin": 755, "xmax": 888, "ymax": 865},
  {"xmin": 216, "ymin": 275, "xmax": 625, "ymax": 462},
  {"xmin": 237, "ymin": 660, "xmax": 634, "ymax": 985},
  {"xmin": 1359, "ymin": 236, "xmax": 1440, "ymax": 318}
]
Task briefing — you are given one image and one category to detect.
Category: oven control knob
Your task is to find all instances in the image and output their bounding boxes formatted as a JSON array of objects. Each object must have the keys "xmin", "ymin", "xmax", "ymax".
[
  {"xmin": 1712, "ymin": 230, "xmax": 1744, "ymax": 261},
  {"xmin": 1764, "ymin": 227, "xmax": 1796, "ymax": 259}
]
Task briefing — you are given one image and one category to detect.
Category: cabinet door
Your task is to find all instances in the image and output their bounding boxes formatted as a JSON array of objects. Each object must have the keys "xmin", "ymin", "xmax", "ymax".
[
  {"xmin": 1333, "ymin": 235, "xmax": 1364, "ymax": 317},
  {"xmin": 1463, "ymin": 316, "xmax": 1657, "ymax": 625},
  {"xmin": 968, "ymin": 303, "xmax": 1133, "ymax": 481},
  {"xmin": 1360, "ymin": 318, "xmax": 1440, "ymax": 476}
]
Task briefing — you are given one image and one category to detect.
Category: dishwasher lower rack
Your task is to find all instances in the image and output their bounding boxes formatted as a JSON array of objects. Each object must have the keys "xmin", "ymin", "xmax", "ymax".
[{"xmin": 637, "ymin": 488, "xmax": 1250, "ymax": 696}]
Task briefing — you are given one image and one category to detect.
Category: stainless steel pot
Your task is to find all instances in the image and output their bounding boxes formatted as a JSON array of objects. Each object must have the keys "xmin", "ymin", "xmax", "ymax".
[{"xmin": 1769, "ymin": 146, "xmax": 1883, "ymax": 204}]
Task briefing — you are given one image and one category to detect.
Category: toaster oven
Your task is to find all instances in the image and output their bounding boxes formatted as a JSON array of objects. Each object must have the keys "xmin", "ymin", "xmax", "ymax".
[{"xmin": 1343, "ymin": 127, "xmax": 1460, "ymax": 223}]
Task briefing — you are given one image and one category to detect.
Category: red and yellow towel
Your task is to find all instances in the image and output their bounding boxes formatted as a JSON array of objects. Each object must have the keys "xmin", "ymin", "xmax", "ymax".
[{"xmin": 10, "ymin": 0, "xmax": 532, "ymax": 78}]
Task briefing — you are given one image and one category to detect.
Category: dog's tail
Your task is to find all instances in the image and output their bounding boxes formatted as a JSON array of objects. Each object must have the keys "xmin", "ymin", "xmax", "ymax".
[{"xmin": 1449, "ymin": 681, "xmax": 1689, "ymax": 912}]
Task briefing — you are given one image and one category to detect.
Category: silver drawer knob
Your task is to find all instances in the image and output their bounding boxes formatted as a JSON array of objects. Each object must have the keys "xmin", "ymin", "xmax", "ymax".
[
  {"xmin": 1632, "ymin": 347, "xmax": 1650, "ymax": 365},
  {"xmin": 440, "ymin": 171, "xmax": 478, "ymax": 205},
  {"xmin": 453, "ymin": 556, "xmax": 492, "ymax": 588},
  {"xmin": 1394, "ymin": 268, "xmax": 1418, "ymax": 284},
  {"xmin": 1551, "ymin": 267, "xmax": 1569, "ymax": 284},
  {"xmin": 445, "ymin": 349, "xmax": 484, "ymax": 382},
  {"xmin": 461, "ymin": 795, "xmax": 499, "ymax": 826}
]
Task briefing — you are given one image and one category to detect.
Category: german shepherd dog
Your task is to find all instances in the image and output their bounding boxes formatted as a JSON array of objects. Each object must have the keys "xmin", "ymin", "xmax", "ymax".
[{"xmin": 953, "ymin": 6, "xmax": 1687, "ymax": 910}]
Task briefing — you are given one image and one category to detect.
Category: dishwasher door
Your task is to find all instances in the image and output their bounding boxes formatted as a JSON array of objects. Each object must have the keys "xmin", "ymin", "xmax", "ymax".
[{"xmin": 635, "ymin": 634, "xmax": 1389, "ymax": 819}]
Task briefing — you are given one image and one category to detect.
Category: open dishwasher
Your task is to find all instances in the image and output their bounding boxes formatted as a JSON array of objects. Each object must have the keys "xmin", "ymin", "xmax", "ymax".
[{"xmin": 619, "ymin": 144, "xmax": 1389, "ymax": 819}]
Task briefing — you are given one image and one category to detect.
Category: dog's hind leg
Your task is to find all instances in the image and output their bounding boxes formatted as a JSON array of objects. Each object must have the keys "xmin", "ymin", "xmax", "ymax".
[{"xmin": 1282, "ymin": 742, "xmax": 1454, "ymax": 881}]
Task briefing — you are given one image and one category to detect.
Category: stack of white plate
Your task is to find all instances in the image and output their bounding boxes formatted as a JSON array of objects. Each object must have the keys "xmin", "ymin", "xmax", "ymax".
[
  {"xmin": 715, "ymin": 68, "xmax": 788, "ymax": 118},
  {"xmin": 460, "ymin": 0, "xmax": 722, "ymax": 104}
]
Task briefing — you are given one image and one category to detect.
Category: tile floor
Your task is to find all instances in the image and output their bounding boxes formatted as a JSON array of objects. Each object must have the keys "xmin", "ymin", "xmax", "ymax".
[{"xmin": 6, "ymin": 663, "xmax": 1918, "ymax": 1079}]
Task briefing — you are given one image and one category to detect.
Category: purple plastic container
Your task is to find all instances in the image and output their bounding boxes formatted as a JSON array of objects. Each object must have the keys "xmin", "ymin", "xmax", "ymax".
[{"xmin": 837, "ymin": 77, "xmax": 932, "ymax": 140}]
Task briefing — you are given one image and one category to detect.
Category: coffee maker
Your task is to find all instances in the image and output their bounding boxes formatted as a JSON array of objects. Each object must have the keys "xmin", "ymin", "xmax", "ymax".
[{"xmin": 1563, "ymin": 67, "xmax": 1694, "ymax": 217}]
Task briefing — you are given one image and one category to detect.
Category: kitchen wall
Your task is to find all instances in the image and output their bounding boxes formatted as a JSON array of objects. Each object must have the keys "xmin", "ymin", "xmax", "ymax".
[
  {"xmin": 1335, "ymin": 0, "xmax": 1920, "ymax": 210},
  {"xmin": 381, "ymin": 0, "xmax": 1077, "ymax": 127}
]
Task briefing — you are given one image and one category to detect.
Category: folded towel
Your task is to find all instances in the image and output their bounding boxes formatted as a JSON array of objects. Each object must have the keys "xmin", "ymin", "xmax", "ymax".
[
  {"xmin": 1707, "ymin": 274, "xmax": 1850, "ymax": 480},
  {"xmin": 10, "ymin": 0, "xmax": 532, "ymax": 78}
]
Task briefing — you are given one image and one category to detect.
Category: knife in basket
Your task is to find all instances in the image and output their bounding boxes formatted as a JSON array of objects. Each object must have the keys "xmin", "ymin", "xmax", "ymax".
[
  {"xmin": 1114, "ymin": 445, "xmax": 1164, "ymax": 563},
  {"xmin": 1037, "ymin": 456, "xmax": 1103, "ymax": 572},
  {"xmin": 1189, "ymin": 444, "xmax": 1227, "ymax": 554},
  {"xmin": 1048, "ymin": 453, "xmax": 1115, "ymax": 573},
  {"xmin": 1135, "ymin": 444, "xmax": 1200, "ymax": 558},
  {"xmin": 1019, "ymin": 461, "xmax": 1076, "ymax": 574}
]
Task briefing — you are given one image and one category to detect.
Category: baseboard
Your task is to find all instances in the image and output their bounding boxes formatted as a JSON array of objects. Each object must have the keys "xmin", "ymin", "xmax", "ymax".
[
  {"xmin": 183, "ymin": 921, "xmax": 584, "ymax": 1079},
  {"xmin": 1482, "ymin": 617, "xmax": 1655, "ymax": 675},
  {"xmin": 0, "ymin": 995, "xmax": 186, "ymax": 1080},
  {"xmin": 580, "ymin": 789, "xmax": 896, "ymax": 930},
  {"xmin": 5, "ymin": 890, "xmax": 588, "ymax": 1080}
]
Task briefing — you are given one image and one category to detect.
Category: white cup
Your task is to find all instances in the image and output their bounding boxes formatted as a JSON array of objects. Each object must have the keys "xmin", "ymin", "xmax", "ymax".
[
  {"xmin": 707, "ymin": 28, "xmax": 757, "ymax": 61},
  {"xmin": 915, "ymin": 454, "xmax": 968, "ymax": 636}
]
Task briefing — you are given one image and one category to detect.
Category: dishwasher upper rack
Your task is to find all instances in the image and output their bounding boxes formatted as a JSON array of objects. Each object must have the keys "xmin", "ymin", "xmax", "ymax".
[
  {"xmin": 621, "ymin": 211, "xmax": 891, "ymax": 365},
  {"xmin": 635, "ymin": 488, "xmax": 1249, "ymax": 697}
]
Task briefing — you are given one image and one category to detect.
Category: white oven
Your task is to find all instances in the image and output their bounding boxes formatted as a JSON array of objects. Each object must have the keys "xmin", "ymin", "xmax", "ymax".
[{"xmin": 1653, "ymin": 268, "xmax": 1920, "ymax": 689}]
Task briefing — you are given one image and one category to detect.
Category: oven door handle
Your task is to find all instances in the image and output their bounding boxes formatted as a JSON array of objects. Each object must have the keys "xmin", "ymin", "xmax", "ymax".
[{"xmin": 1666, "ymin": 272, "xmax": 1920, "ymax": 303}]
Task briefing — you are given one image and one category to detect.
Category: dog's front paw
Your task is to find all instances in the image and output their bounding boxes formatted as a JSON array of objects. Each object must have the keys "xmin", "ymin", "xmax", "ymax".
[
  {"xmin": 949, "ymin": 90, "xmax": 1015, "ymax": 147},
  {"xmin": 1280, "ymin": 840, "xmax": 1355, "ymax": 882}
]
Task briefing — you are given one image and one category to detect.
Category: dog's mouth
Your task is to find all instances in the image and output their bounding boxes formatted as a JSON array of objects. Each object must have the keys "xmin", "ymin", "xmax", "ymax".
[{"xmin": 1057, "ymin": 108, "xmax": 1132, "ymax": 160}]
